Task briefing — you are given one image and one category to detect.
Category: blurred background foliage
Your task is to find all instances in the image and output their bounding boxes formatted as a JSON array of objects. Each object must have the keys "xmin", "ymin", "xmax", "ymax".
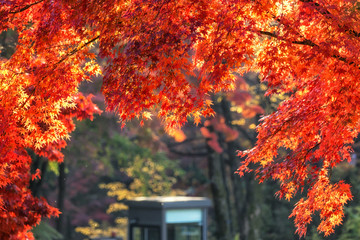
[
  {"xmin": 2, "ymin": 29, "xmax": 360, "ymax": 240},
  {"xmin": 27, "ymin": 73, "xmax": 360, "ymax": 240}
]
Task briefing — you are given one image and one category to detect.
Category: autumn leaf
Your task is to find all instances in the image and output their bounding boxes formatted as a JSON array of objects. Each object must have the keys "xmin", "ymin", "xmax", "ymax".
[
  {"xmin": 168, "ymin": 128, "xmax": 187, "ymax": 142},
  {"xmin": 1, "ymin": 0, "xmax": 360, "ymax": 237}
]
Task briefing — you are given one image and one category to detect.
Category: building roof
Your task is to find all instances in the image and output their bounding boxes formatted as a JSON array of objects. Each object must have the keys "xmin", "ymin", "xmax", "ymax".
[{"xmin": 126, "ymin": 196, "xmax": 212, "ymax": 209}]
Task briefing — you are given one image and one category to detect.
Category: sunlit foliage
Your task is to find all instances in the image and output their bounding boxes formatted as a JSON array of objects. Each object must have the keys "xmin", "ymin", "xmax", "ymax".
[{"xmin": 1, "ymin": 0, "xmax": 360, "ymax": 238}]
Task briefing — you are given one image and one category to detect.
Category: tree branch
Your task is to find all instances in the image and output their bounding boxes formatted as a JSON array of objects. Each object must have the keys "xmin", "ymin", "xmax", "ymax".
[
  {"xmin": 18, "ymin": 35, "xmax": 100, "ymax": 109},
  {"xmin": 9, "ymin": 0, "xmax": 44, "ymax": 14},
  {"xmin": 168, "ymin": 148, "xmax": 208, "ymax": 157},
  {"xmin": 259, "ymin": 30, "xmax": 317, "ymax": 47},
  {"xmin": 299, "ymin": 0, "xmax": 360, "ymax": 38},
  {"xmin": 258, "ymin": 30, "xmax": 356, "ymax": 67},
  {"xmin": 254, "ymin": 0, "xmax": 358, "ymax": 67},
  {"xmin": 166, "ymin": 137, "xmax": 204, "ymax": 148}
]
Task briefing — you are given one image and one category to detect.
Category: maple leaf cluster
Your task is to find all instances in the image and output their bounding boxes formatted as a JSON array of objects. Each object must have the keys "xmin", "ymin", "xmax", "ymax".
[
  {"xmin": 200, "ymin": 117, "xmax": 240, "ymax": 153},
  {"xmin": 0, "ymin": 0, "xmax": 360, "ymax": 238},
  {"xmin": 0, "ymin": 1, "xmax": 102, "ymax": 234},
  {"xmin": 236, "ymin": 0, "xmax": 360, "ymax": 236}
]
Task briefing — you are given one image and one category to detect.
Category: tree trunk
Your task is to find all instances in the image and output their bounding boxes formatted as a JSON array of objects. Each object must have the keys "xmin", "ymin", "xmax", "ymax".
[
  {"xmin": 56, "ymin": 162, "xmax": 66, "ymax": 234},
  {"xmin": 220, "ymin": 97, "xmax": 264, "ymax": 240},
  {"xmin": 207, "ymin": 146, "xmax": 234, "ymax": 240},
  {"xmin": 29, "ymin": 155, "xmax": 48, "ymax": 197},
  {"xmin": 206, "ymin": 99, "xmax": 236, "ymax": 240}
]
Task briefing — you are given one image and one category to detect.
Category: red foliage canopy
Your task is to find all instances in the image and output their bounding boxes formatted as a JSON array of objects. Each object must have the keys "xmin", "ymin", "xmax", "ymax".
[{"xmin": 1, "ymin": 0, "xmax": 359, "ymax": 238}]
